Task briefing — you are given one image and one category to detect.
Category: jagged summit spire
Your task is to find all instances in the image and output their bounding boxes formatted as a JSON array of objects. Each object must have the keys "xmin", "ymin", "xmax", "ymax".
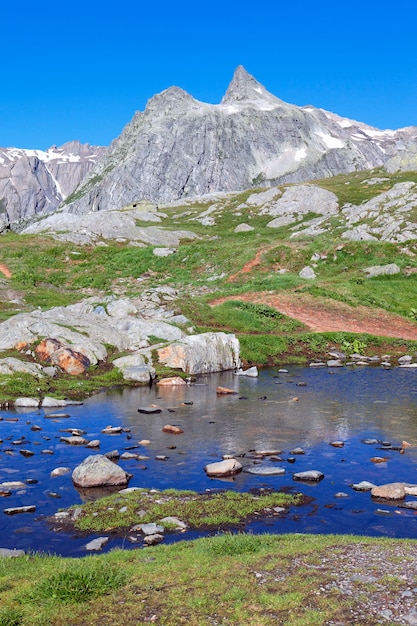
[{"xmin": 221, "ymin": 65, "xmax": 282, "ymax": 106}]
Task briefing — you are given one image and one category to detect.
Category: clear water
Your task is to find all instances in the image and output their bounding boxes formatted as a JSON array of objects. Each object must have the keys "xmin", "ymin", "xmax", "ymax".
[{"xmin": 1, "ymin": 365, "xmax": 417, "ymax": 556}]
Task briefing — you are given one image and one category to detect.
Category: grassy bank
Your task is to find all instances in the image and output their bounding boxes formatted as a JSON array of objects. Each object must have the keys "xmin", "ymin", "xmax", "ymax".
[{"xmin": 1, "ymin": 533, "xmax": 416, "ymax": 625}]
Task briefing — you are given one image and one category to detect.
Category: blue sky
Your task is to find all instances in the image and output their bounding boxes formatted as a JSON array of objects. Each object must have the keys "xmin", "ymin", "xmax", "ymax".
[{"xmin": 2, "ymin": 0, "xmax": 416, "ymax": 149}]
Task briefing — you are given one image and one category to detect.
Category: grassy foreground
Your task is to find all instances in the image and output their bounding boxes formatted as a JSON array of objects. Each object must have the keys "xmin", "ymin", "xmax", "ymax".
[{"xmin": 1, "ymin": 533, "xmax": 416, "ymax": 625}]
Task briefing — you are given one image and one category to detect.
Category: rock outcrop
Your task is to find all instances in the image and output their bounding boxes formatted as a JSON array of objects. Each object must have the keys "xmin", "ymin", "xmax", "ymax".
[{"xmin": 0, "ymin": 141, "xmax": 106, "ymax": 229}]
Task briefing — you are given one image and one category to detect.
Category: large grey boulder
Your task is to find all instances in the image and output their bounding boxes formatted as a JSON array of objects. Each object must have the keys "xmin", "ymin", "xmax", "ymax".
[
  {"xmin": 157, "ymin": 332, "xmax": 240, "ymax": 375},
  {"xmin": 72, "ymin": 454, "xmax": 130, "ymax": 488}
]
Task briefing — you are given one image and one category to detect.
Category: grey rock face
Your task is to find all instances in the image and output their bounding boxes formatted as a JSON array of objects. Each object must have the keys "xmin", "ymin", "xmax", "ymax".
[
  {"xmin": 157, "ymin": 332, "xmax": 240, "ymax": 375},
  {"xmin": 0, "ymin": 141, "xmax": 106, "ymax": 229},
  {"xmin": 62, "ymin": 66, "xmax": 417, "ymax": 215}
]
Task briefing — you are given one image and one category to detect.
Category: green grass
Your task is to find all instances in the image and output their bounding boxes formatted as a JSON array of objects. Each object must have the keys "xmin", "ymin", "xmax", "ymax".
[
  {"xmin": 0, "ymin": 365, "xmax": 124, "ymax": 404},
  {"xmin": 0, "ymin": 534, "xmax": 416, "ymax": 625},
  {"xmin": 69, "ymin": 488, "xmax": 300, "ymax": 532},
  {"xmin": 26, "ymin": 560, "xmax": 126, "ymax": 604}
]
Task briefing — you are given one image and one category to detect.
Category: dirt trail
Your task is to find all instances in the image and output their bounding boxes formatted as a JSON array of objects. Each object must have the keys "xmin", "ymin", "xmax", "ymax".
[
  {"xmin": 227, "ymin": 247, "xmax": 271, "ymax": 283},
  {"xmin": 0, "ymin": 263, "xmax": 11, "ymax": 278},
  {"xmin": 210, "ymin": 291, "xmax": 417, "ymax": 340}
]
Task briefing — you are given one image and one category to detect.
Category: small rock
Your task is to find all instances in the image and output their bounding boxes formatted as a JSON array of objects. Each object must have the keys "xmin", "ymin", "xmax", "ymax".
[
  {"xmin": 14, "ymin": 397, "xmax": 39, "ymax": 407},
  {"xmin": 204, "ymin": 458, "xmax": 242, "ymax": 477},
  {"xmin": 290, "ymin": 447, "xmax": 305, "ymax": 455},
  {"xmin": 235, "ymin": 366, "xmax": 259, "ymax": 377},
  {"xmin": 60, "ymin": 436, "xmax": 89, "ymax": 445},
  {"xmin": 293, "ymin": 470, "xmax": 324, "ymax": 482},
  {"xmin": 19, "ymin": 449, "xmax": 34, "ymax": 458},
  {"xmin": 85, "ymin": 537, "xmax": 109, "ymax": 551},
  {"xmin": 87, "ymin": 439, "xmax": 100, "ymax": 448},
  {"xmin": 216, "ymin": 386, "xmax": 237, "ymax": 394},
  {"xmin": 162, "ymin": 424, "xmax": 184, "ymax": 434},
  {"xmin": 246, "ymin": 466, "xmax": 286, "ymax": 476},
  {"xmin": 329, "ymin": 441, "xmax": 344, "ymax": 448},
  {"xmin": 51, "ymin": 467, "xmax": 71, "ymax": 477},
  {"xmin": 156, "ymin": 376, "xmax": 186, "ymax": 386},
  {"xmin": 101, "ymin": 426, "xmax": 122, "ymax": 434},
  {"xmin": 299, "ymin": 266, "xmax": 316, "ymax": 279},
  {"xmin": 0, "ymin": 481, "xmax": 26, "ymax": 489},
  {"xmin": 143, "ymin": 533, "xmax": 164, "ymax": 545},
  {"xmin": 138, "ymin": 523, "xmax": 165, "ymax": 535},
  {"xmin": 352, "ymin": 481, "xmax": 377, "ymax": 491},
  {"xmin": 104, "ymin": 450, "xmax": 120, "ymax": 459},
  {"xmin": 4, "ymin": 505, "xmax": 36, "ymax": 515},
  {"xmin": 138, "ymin": 407, "xmax": 162, "ymax": 414},
  {"xmin": 159, "ymin": 516, "xmax": 187, "ymax": 530}
]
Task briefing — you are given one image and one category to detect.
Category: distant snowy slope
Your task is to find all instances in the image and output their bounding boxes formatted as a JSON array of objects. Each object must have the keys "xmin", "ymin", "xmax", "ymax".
[{"xmin": 0, "ymin": 141, "xmax": 107, "ymax": 228}]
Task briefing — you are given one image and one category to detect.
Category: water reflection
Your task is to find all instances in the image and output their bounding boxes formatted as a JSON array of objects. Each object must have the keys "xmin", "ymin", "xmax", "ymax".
[{"xmin": 1, "ymin": 366, "xmax": 417, "ymax": 555}]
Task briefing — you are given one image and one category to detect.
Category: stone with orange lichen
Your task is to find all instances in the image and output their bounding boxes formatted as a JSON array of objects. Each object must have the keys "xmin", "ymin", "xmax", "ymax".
[
  {"xmin": 35, "ymin": 338, "xmax": 90, "ymax": 375},
  {"xmin": 15, "ymin": 341, "xmax": 29, "ymax": 352}
]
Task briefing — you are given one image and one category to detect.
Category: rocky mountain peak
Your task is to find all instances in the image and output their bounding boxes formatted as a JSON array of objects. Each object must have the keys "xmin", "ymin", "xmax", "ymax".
[
  {"xmin": 221, "ymin": 65, "xmax": 283, "ymax": 108},
  {"xmin": 145, "ymin": 85, "xmax": 201, "ymax": 115}
]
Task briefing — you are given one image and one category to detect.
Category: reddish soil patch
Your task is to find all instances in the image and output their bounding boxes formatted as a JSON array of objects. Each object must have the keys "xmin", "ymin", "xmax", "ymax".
[
  {"xmin": 227, "ymin": 247, "xmax": 270, "ymax": 283},
  {"xmin": 0, "ymin": 263, "xmax": 11, "ymax": 278},
  {"xmin": 210, "ymin": 292, "xmax": 417, "ymax": 340}
]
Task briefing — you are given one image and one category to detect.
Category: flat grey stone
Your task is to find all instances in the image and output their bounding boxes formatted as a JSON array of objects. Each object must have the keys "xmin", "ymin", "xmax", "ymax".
[
  {"xmin": 138, "ymin": 523, "xmax": 165, "ymax": 535},
  {"xmin": 0, "ymin": 548, "xmax": 25, "ymax": 557},
  {"xmin": 293, "ymin": 470, "xmax": 324, "ymax": 482},
  {"xmin": 246, "ymin": 466, "xmax": 286, "ymax": 476},
  {"xmin": 4, "ymin": 505, "xmax": 36, "ymax": 515}
]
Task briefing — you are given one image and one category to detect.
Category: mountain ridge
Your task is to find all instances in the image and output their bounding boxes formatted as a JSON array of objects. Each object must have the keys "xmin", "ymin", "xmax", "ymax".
[{"xmin": 61, "ymin": 66, "xmax": 417, "ymax": 215}]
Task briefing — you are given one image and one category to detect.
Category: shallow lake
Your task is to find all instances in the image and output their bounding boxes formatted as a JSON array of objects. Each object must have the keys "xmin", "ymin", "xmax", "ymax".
[{"xmin": 1, "ymin": 365, "xmax": 417, "ymax": 556}]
